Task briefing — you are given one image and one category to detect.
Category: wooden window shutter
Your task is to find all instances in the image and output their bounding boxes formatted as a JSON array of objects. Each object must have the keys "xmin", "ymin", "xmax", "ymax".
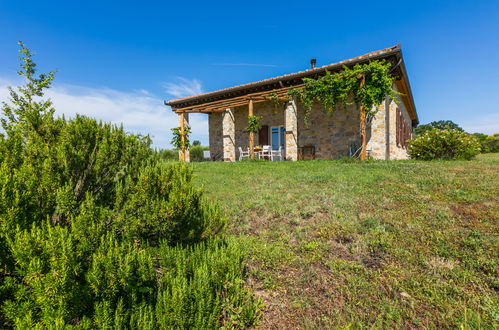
[
  {"xmin": 402, "ymin": 119, "xmax": 407, "ymax": 148},
  {"xmin": 258, "ymin": 125, "xmax": 269, "ymax": 146},
  {"xmin": 396, "ymin": 109, "xmax": 401, "ymax": 147}
]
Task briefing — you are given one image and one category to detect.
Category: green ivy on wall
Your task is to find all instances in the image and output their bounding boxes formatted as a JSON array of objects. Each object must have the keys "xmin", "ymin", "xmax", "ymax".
[{"xmin": 287, "ymin": 60, "xmax": 398, "ymax": 125}]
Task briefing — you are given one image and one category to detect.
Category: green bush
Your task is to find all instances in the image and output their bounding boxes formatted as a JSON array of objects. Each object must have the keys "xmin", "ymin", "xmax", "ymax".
[
  {"xmin": 407, "ymin": 128, "xmax": 481, "ymax": 160},
  {"xmin": 157, "ymin": 148, "xmax": 179, "ymax": 161},
  {"xmin": 0, "ymin": 42, "xmax": 258, "ymax": 328},
  {"xmin": 190, "ymin": 145, "xmax": 207, "ymax": 162},
  {"xmin": 473, "ymin": 133, "xmax": 499, "ymax": 153}
]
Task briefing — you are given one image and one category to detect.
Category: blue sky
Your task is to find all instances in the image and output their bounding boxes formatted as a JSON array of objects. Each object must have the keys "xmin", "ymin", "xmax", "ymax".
[{"xmin": 1, "ymin": 0, "xmax": 498, "ymax": 147}]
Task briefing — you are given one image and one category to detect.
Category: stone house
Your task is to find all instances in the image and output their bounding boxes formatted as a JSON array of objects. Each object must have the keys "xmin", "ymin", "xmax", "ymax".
[{"xmin": 165, "ymin": 45, "xmax": 418, "ymax": 161}]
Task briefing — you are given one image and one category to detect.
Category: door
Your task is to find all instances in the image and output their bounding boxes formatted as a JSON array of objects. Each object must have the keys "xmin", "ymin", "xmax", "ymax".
[
  {"xmin": 259, "ymin": 125, "xmax": 269, "ymax": 146},
  {"xmin": 271, "ymin": 126, "xmax": 285, "ymax": 150}
]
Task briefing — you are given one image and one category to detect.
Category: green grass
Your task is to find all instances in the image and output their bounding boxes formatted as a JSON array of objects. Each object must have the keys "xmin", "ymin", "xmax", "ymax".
[{"xmin": 192, "ymin": 154, "xmax": 499, "ymax": 329}]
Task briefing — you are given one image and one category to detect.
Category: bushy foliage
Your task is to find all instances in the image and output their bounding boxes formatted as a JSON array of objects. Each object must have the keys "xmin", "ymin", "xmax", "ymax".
[
  {"xmin": 289, "ymin": 60, "xmax": 397, "ymax": 124},
  {"xmin": 414, "ymin": 120, "xmax": 463, "ymax": 136},
  {"xmin": 473, "ymin": 133, "xmax": 499, "ymax": 153},
  {"xmin": 245, "ymin": 115, "xmax": 262, "ymax": 133},
  {"xmin": 0, "ymin": 42, "xmax": 258, "ymax": 328},
  {"xmin": 407, "ymin": 128, "xmax": 481, "ymax": 160},
  {"xmin": 170, "ymin": 125, "xmax": 191, "ymax": 149},
  {"xmin": 157, "ymin": 148, "xmax": 179, "ymax": 161},
  {"xmin": 190, "ymin": 145, "xmax": 207, "ymax": 162}
]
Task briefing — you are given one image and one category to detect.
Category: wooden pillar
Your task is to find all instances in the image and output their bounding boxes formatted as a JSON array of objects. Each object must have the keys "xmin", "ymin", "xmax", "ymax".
[
  {"xmin": 248, "ymin": 99, "xmax": 254, "ymax": 159},
  {"xmin": 180, "ymin": 112, "xmax": 185, "ymax": 161},
  {"xmin": 178, "ymin": 112, "xmax": 189, "ymax": 162},
  {"xmin": 359, "ymin": 75, "xmax": 367, "ymax": 160}
]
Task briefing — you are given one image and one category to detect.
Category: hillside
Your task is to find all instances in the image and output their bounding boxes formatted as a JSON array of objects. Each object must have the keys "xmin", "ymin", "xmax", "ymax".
[{"xmin": 193, "ymin": 154, "xmax": 499, "ymax": 328}]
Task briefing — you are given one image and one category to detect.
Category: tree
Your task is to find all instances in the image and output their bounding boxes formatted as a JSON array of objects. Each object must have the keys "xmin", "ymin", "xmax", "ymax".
[
  {"xmin": 414, "ymin": 120, "xmax": 463, "ymax": 136},
  {"xmin": 192, "ymin": 140, "xmax": 201, "ymax": 146}
]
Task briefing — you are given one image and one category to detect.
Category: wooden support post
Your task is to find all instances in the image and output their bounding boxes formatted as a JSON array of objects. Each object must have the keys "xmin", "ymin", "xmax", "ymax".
[
  {"xmin": 248, "ymin": 99, "xmax": 254, "ymax": 159},
  {"xmin": 180, "ymin": 111, "xmax": 185, "ymax": 162},
  {"xmin": 359, "ymin": 75, "xmax": 367, "ymax": 160}
]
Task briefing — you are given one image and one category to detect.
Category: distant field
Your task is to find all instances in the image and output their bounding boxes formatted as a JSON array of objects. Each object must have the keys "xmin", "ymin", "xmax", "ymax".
[{"xmin": 192, "ymin": 154, "xmax": 499, "ymax": 328}]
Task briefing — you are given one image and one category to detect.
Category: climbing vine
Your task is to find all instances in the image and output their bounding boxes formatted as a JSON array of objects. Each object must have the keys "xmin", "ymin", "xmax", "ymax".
[
  {"xmin": 245, "ymin": 115, "xmax": 262, "ymax": 133},
  {"xmin": 266, "ymin": 92, "xmax": 282, "ymax": 112},
  {"xmin": 287, "ymin": 60, "xmax": 398, "ymax": 125},
  {"xmin": 171, "ymin": 125, "xmax": 191, "ymax": 149}
]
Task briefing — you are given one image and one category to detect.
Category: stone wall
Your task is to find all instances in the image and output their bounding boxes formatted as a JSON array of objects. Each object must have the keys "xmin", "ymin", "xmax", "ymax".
[
  {"xmin": 208, "ymin": 112, "xmax": 223, "ymax": 160},
  {"xmin": 234, "ymin": 102, "xmax": 286, "ymax": 159},
  {"xmin": 387, "ymin": 85, "xmax": 412, "ymax": 160},
  {"xmin": 222, "ymin": 108, "xmax": 236, "ymax": 161},
  {"xmin": 285, "ymin": 100, "xmax": 298, "ymax": 160},
  {"xmin": 296, "ymin": 102, "xmax": 360, "ymax": 159},
  {"xmin": 209, "ymin": 102, "xmax": 286, "ymax": 161},
  {"xmin": 207, "ymin": 84, "xmax": 414, "ymax": 161},
  {"xmin": 366, "ymin": 102, "xmax": 388, "ymax": 160}
]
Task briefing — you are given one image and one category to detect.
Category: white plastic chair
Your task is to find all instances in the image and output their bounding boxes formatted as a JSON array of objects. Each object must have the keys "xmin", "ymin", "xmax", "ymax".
[
  {"xmin": 260, "ymin": 145, "xmax": 272, "ymax": 160},
  {"xmin": 271, "ymin": 147, "xmax": 283, "ymax": 161},
  {"xmin": 238, "ymin": 147, "xmax": 249, "ymax": 161}
]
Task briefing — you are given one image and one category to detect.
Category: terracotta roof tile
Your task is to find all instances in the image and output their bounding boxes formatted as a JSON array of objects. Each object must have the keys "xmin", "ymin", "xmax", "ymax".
[{"xmin": 165, "ymin": 44, "xmax": 401, "ymax": 107}]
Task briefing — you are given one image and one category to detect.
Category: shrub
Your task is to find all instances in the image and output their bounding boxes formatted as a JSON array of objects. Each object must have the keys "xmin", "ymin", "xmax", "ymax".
[
  {"xmin": 190, "ymin": 145, "xmax": 206, "ymax": 162},
  {"xmin": 473, "ymin": 133, "xmax": 499, "ymax": 153},
  {"xmin": 0, "ymin": 42, "xmax": 258, "ymax": 328},
  {"xmin": 407, "ymin": 128, "xmax": 481, "ymax": 160},
  {"xmin": 157, "ymin": 149, "xmax": 179, "ymax": 161}
]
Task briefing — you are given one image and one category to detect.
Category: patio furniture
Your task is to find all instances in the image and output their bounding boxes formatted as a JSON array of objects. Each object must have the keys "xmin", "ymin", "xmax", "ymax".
[
  {"xmin": 253, "ymin": 146, "xmax": 262, "ymax": 158},
  {"xmin": 238, "ymin": 147, "xmax": 250, "ymax": 161},
  {"xmin": 271, "ymin": 147, "xmax": 283, "ymax": 161},
  {"xmin": 260, "ymin": 145, "xmax": 272, "ymax": 160}
]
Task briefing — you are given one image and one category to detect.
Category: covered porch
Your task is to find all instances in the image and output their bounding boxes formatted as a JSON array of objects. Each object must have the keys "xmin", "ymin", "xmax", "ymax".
[
  {"xmin": 165, "ymin": 45, "xmax": 417, "ymax": 162},
  {"xmin": 173, "ymin": 86, "xmax": 301, "ymax": 162}
]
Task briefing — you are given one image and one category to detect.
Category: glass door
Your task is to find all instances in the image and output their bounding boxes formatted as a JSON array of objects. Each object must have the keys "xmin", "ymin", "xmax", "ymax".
[{"xmin": 271, "ymin": 126, "xmax": 285, "ymax": 150}]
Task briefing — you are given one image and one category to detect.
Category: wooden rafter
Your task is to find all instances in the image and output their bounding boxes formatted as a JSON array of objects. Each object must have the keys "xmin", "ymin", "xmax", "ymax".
[{"xmin": 172, "ymin": 84, "xmax": 304, "ymax": 114}]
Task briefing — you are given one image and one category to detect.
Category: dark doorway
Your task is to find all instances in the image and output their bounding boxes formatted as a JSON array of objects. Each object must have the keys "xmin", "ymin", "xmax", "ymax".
[{"xmin": 259, "ymin": 125, "xmax": 269, "ymax": 145}]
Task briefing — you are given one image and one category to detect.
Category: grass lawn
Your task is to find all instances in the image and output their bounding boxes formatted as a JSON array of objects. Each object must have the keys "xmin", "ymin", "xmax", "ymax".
[{"xmin": 192, "ymin": 154, "xmax": 498, "ymax": 329}]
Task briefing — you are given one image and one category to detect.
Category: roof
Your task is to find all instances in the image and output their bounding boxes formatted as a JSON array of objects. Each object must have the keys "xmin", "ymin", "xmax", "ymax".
[{"xmin": 165, "ymin": 44, "xmax": 418, "ymax": 124}]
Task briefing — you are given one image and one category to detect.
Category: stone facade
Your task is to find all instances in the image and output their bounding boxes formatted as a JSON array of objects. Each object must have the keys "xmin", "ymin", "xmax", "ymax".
[
  {"xmin": 362, "ymin": 86, "xmax": 413, "ymax": 160},
  {"xmin": 296, "ymin": 102, "xmax": 360, "ymax": 159},
  {"xmin": 285, "ymin": 99, "xmax": 298, "ymax": 160},
  {"xmin": 387, "ymin": 85, "xmax": 412, "ymax": 159},
  {"xmin": 233, "ymin": 102, "xmax": 287, "ymax": 159},
  {"xmin": 222, "ymin": 108, "xmax": 236, "ymax": 161},
  {"xmin": 207, "ymin": 83, "xmax": 413, "ymax": 161},
  {"xmin": 208, "ymin": 112, "xmax": 223, "ymax": 160},
  {"xmin": 366, "ymin": 102, "xmax": 389, "ymax": 160}
]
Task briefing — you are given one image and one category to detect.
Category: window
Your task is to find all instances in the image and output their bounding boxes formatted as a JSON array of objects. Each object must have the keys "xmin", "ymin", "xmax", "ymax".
[{"xmin": 271, "ymin": 126, "xmax": 285, "ymax": 150}]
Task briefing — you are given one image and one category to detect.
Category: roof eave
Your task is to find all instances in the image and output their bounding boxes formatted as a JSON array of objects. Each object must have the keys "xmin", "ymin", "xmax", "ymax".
[{"xmin": 165, "ymin": 45, "xmax": 402, "ymax": 108}]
